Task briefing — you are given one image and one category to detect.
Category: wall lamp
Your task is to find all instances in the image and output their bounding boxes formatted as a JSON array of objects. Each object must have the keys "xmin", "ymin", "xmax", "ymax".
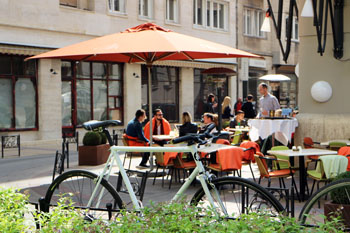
[
  {"xmin": 301, "ymin": 0, "xmax": 344, "ymax": 59},
  {"xmin": 50, "ymin": 68, "xmax": 58, "ymax": 75}
]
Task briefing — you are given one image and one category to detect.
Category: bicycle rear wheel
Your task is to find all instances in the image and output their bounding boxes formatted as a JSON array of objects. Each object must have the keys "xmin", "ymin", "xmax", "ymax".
[
  {"xmin": 45, "ymin": 170, "xmax": 124, "ymax": 220},
  {"xmin": 191, "ymin": 177, "xmax": 284, "ymax": 218},
  {"xmin": 298, "ymin": 178, "xmax": 350, "ymax": 230}
]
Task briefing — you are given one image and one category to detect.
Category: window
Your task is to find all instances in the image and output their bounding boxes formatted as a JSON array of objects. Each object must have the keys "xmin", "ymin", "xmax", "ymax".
[
  {"xmin": 59, "ymin": 0, "xmax": 94, "ymax": 11},
  {"xmin": 0, "ymin": 55, "xmax": 37, "ymax": 130},
  {"xmin": 141, "ymin": 65, "xmax": 179, "ymax": 122},
  {"xmin": 108, "ymin": 0, "xmax": 126, "ymax": 13},
  {"xmin": 62, "ymin": 61, "xmax": 123, "ymax": 126},
  {"xmin": 139, "ymin": 0, "xmax": 153, "ymax": 18},
  {"xmin": 244, "ymin": 8, "xmax": 265, "ymax": 38},
  {"xmin": 166, "ymin": 0, "xmax": 179, "ymax": 23},
  {"xmin": 286, "ymin": 16, "xmax": 299, "ymax": 41},
  {"xmin": 193, "ymin": 69, "xmax": 228, "ymax": 121},
  {"xmin": 193, "ymin": 0, "xmax": 228, "ymax": 30}
]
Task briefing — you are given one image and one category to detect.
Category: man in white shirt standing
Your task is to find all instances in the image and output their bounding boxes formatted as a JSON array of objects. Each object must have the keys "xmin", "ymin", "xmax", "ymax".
[{"xmin": 258, "ymin": 83, "xmax": 280, "ymax": 117}]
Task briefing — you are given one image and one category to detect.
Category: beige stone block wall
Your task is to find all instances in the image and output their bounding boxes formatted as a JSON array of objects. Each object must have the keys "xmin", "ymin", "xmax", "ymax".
[
  {"xmin": 294, "ymin": 113, "xmax": 350, "ymax": 146},
  {"xmin": 37, "ymin": 59, "xmax": 62, "ymax": 141},
  {"xmin": 179, "ymin": 67, "xmax": 194, "ymax": 119}
]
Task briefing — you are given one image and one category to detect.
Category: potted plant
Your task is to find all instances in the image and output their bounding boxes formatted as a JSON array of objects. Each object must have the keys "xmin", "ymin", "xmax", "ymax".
[
  {"xmin": 78, "ymin": 131, "xmax": 110, "ymax": 166},
  {"xmin": 324, "ymin": 171, "xmax": 350, "ymax": 228}
]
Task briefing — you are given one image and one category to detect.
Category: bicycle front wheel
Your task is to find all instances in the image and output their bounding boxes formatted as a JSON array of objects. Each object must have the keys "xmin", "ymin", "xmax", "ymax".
[
  {"xmin": 298, "ymin": 178, "xmax": 350, "ymax": 230},
  {"xmin": 191, "ymin": 176, "xmax": 284, "ymax": 218},
  {"xmin": 45, "ymin": 170, "xmax": 124, "ymax": 220}
]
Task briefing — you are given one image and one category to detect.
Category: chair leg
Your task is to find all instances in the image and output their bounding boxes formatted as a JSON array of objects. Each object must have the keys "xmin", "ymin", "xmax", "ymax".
[
  {"xmin": 268, "ymin": 178, "xmax": 271, "ymax": 187},
  {"xmin": 310, "ymin": 180, "xmax": 316, "ymax": 196},
  {"xmin": 162, "ymin": 167, "xmax": 166, "ymax": 188},
  {"xmin": 152, "ymin": 166, "xmax": 159, "ymax": 185},
  {"xmin": 281, "ymin": 178, "xmax": 287, "ymax": 189},
  {"xmin": 291, "ymin": 175, "xmax": 301, "ymax": 202},
  {"xmin": 278, "ymin": 178, "xmax": 282, "ymax": 188},
  {"xmin": 249, "ymin": 163, "xmax": 256, "ymax": 182},
  {"xmin": 169, "ymin": 167, "xmax": 175, "ymax": 190},
  {"xmin": 258, "ymin": 177, "xmax": 262, "ymax": 184}
]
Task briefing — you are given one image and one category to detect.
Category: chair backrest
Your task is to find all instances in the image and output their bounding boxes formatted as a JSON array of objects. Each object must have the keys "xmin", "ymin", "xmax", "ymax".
[
  {"xmin": 216, "ymin": 147, "xmax": 243, "ymax": 171},
  {"xmin": 216, "ymin": 139, "xmax": 230, "ymax": 145},
  {"xmin": 329, "ymin": 141, "xmax": 347, "ymax": 151},
  {"xmin": 303, "ymin": 137, "xmax": 314, "ymax": 148},
  {"xmin": 122, "ymin": 134, "xmax": 129, "ymax": 146},
  {"xmin": 240, "ymin": 141, "xmax": 260, "ymax": 162},
  {"xmin": 254, "ymin": 152, "xmax": 269, "ymax": 178},
  {"xmin": 232, "ymin": 130, "xmax": 242, "ymax": 145},
  {"xmin": 271, "ymin": 146, "xmax": 289, "ymax": 170}
]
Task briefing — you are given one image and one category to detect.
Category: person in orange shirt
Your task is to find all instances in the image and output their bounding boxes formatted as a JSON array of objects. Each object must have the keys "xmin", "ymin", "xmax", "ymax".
[{"xmin": 144, "ymin": 109, "xmax": 171, "ymax": 146}]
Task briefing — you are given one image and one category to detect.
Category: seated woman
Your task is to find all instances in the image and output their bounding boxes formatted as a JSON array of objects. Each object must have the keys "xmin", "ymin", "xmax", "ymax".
[
  {"xmin": 200, "ymin": 112, "xmax": 218, "ymax": 135},
  {"xmin": 221, "ymin": 96, "xmax": 233, "ymax": 124},
  {"xmin": 179, "ymin": 112, "xmax": 198, "ymax": 137},
  {"xmin": 229, "ymin": 110, "xmax": 247, "ymax": 128},
  {"xmin": 125, "ymin": 109, "xmax": 150, "ymax": 169}
]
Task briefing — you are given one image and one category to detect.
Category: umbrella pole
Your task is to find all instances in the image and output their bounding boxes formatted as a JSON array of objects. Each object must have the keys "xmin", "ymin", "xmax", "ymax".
[{"xmin": 147, "ymin": 64, "xmax": 153, "ymax": 170}]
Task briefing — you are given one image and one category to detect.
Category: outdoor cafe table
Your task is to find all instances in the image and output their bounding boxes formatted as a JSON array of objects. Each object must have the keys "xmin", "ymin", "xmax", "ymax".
[
  {"xmin": 226, "ymin": 127, "xmax": 250, "ymax": 133},
  {"xmin": 267, "ymin": 148, "xmax": 337, "ymax": 201},
  {"xmin": 152, "ymin": 134, "xmax": 177, "ymax": 141},
  {"xmin": 248, "ymin": 118, "xmax": 298, "ymax": 146},
  {"xmin": 320, "ymin": 139, "xmax": 350, "ymax": 147}
]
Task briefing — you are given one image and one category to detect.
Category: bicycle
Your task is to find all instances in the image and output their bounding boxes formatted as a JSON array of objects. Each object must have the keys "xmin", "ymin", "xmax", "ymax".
[
  {"xmin": 298, "ymin": 178, "xmax": 350, "ymax": 231},
  {"xmin": 43, "ymin": 120, "xmax": 284, "ymax": 220}
]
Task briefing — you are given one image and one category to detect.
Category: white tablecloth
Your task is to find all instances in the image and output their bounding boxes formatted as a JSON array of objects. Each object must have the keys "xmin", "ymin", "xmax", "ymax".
[{"xmin": 248, "ymin": 118, "xmax": 298, "ymax": 145}]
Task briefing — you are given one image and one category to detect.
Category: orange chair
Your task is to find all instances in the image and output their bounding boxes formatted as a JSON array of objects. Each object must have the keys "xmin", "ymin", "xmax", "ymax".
[
  {"xmin": 153, "ymin": 152, "xmax": 177, "ymax": 187},
  {"xmin": 304, "ymin": 137, "xmax": 321, "ymax": 168},
  {"xmin": 171, "ymin": 153, "xmax": 197, "ymax": 189},
  {"xmin": 240, "ymin": 141, "xmax": 260, "ymax": 182},
  {"xmin": 254, "ymin": 152, "xmax": 300, "ymax": 201},
  {"xmin": 207, "ymin": 147, "xmax": 244, "ymax": 176},
  {"xmin": 338, "ymin": 146, "xmax": 350, "ymax": 171},
  {"xmin": 122, "ymin": 134, "xmax": 148, "ymax": 170}
]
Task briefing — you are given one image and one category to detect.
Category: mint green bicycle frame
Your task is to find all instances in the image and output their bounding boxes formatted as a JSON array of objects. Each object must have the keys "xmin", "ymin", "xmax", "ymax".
[{"xmin": 87, "ymin": 144, "xmax": 228, "ymax": 216}]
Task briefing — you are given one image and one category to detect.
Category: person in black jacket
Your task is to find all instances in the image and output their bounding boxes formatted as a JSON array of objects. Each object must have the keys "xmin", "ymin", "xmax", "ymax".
[
  {"xmin": 241, "ymin": 94, "xmax": 256, "ymax": 119},
  {"xmin": 179, "ymin": 112, "xmax": 198, "ymax": 137},
  {"xmin": 204, "ymin": 93, "xmax": 217, "ymax": 113}
]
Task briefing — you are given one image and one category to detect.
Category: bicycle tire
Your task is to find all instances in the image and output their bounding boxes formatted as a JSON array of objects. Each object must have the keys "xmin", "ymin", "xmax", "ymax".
[
  {"xmin": 45, "ymin": 170, "xmax": 124, "ymax": 220},
  {"xmin": 190, "ymin": 176, "xmax": 285, "ymax": 218},
  {"xmin": 298, "ymin": 178, "xmax": 350, "ymax": 227}
]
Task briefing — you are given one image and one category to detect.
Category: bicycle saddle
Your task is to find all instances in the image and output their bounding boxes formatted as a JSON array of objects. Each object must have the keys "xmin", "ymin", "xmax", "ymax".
[{"xmin": 82, "ymin": 120, "xmax": 122, "ymax": 131}]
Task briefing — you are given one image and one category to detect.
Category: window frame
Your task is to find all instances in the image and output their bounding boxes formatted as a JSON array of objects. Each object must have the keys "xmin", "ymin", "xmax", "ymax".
[
  {"xmin": 139, "ymin": 0, "xmax": 153, "ymax": 19},
  {"xmin": 193, "ymin": 0, "xmax": 228, "ymax": 31},
  {"xmin": 62, "ymin": 61, "xmax": 124, "ymax": 127},
  {"xmin": 166, "ymin": 0, "xmax": 179, "ymax": 23},
  {"xmin": 286, "ymin": 15, "xmax": 299, "ymax": 42},
  {"xmin": 108, "ymin": 0, "xmax": 126, "ymax": 15},
  {"xmin": 0, "ymin": 55, "xmax": 38, "ymax": 132},
  {"xmin": 243, "ymin": 7, "xmax": 266, "ymax": 38}
]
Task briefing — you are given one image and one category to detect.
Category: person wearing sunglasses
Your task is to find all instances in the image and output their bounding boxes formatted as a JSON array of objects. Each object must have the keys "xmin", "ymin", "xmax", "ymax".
[{"xmin": 144, "ymin": 109, "xmax": 171, "ymax": 146}]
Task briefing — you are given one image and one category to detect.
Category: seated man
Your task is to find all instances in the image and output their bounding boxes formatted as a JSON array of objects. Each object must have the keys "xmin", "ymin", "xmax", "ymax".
[
  {"xmin": 144, "ymin": 109, "xmax": 171, "ymax": 146},
  {"xmin": 229, "ymin": 110, "xmax": 247, "ymax": 128},
  {"xmin": 125, "ymin": 109, "xmax": 150, "ymax": 169},
  {"xmin": 199, "ymin": 112, "xmax": 218, "ymax": 135}
]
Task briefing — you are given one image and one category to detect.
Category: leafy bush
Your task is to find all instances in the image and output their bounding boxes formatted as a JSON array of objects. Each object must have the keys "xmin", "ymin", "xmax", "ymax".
[
  {"xmin": 330, "ymin": 171, "xmax": 350, "ymax": 204},
  {"xmin": 99, "ymin": 131, "xmax": 107, "ymax": 144},
  {"xmin": 82, "ymin": 131, "xmax": 102, "ymax": 146},
  {"xmin": 0, "ymin": 187, "xmax": 346, "ymax": 232},
  {"xmin": 0, "ymin": 188, "xmax": 34, "ymax": 232}
]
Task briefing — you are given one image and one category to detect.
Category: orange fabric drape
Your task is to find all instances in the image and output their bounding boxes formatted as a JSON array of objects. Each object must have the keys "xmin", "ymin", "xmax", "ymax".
[
  {"xmin": 163, "ymin": 152, "xmax": 178, "ymax": 166},
  {"xmin": 144, "ymin": 117, "xmax": 171, "ymax": 140},
  {"xmin": 240, "ymin": 141, "xmax": 260, "ymax": 163},
  {"xmin": 338, "ymin": 147, "xmax": 350, "ymax": 171},
  {"xmin": 216, "ymin": 147, "xmax": 243, "ymax": 171}
]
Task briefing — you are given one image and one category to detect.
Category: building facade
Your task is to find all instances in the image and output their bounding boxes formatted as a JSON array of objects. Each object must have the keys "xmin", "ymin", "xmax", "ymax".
[{"xmin": 0, "ymin": 0, "xmax": 299, "ymax": 144}]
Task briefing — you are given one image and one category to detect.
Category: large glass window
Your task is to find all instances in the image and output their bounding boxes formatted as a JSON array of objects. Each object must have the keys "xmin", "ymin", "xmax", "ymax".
[
  {"xmin": 166, "ymin": 0, "xmax": 178, "ymax": 23},
  {"xmin": 0, "ymin": 55, "xmax": 37, "ymax": 130},
  {"xmin": 141, "ymin": 65, "xmax": 179, "ymax": 122},
  {"xmin": 193, "ymin": 69, "xmax": 228, "ymax": 121},
  {"xmin": 139, "ymin": 0, "xmax": 153, "ymax": 18},
  {"xmin": 244, "ymin": 8, "xmax": 265, "ymax": 38},
  {"xmin": 193, "ymin": 0, "xmax": 228, "ymax": 30},
  {"xmin": 108, "ymin": 0, "xmax": 126, "ymax": 13},
  {"xmin": 62, "ymin": 61, "xmax": 123, "ymax": 126}
]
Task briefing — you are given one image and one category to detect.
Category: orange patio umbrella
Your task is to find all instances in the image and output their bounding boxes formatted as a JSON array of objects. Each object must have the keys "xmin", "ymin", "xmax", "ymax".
[{"xmin": 28, "ymin": 23, "xmax": 261, "ymax": 152}]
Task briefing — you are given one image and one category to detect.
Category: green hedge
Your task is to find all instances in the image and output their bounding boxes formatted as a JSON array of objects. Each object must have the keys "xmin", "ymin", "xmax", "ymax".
[{"xmin": 0, "ymin": 187, "xmax": 346, "ymax": 232}]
